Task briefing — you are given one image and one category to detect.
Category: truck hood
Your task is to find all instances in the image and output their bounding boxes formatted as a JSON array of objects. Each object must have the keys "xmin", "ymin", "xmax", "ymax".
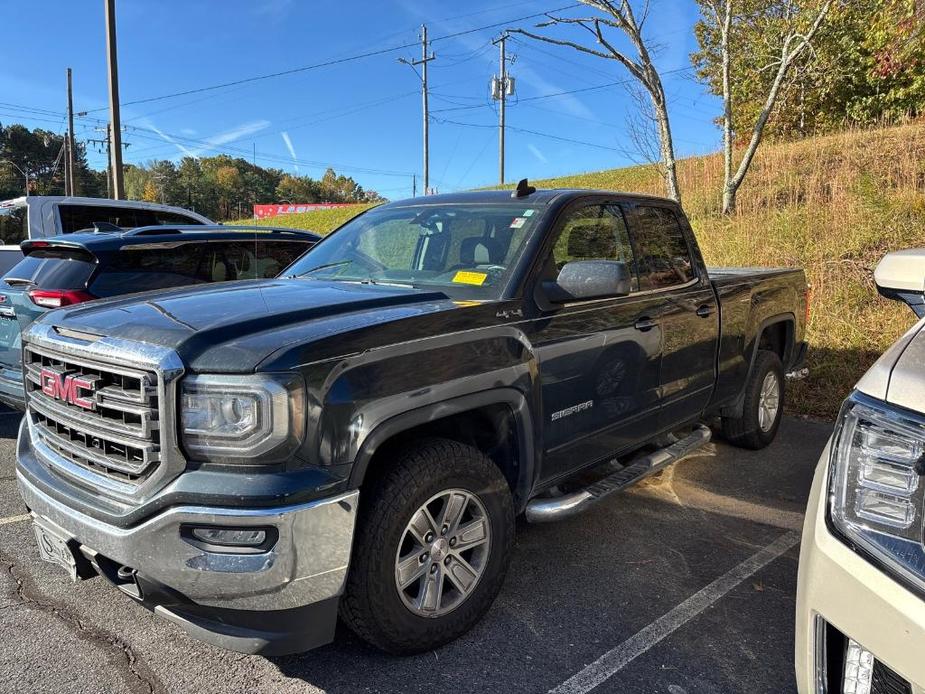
[
  {"xmin": 40, "ymin": 279, "xmax": 459, "ymax": 372},
  {"xmin": 856, "ymin": 316, "xmax": 925, "ymax": 414}
]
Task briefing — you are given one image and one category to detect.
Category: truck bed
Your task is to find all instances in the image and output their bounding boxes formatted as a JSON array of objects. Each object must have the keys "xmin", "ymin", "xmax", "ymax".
[{"xmin": 706, "ymin": 265, "xmax": 808, "ymax": 411}]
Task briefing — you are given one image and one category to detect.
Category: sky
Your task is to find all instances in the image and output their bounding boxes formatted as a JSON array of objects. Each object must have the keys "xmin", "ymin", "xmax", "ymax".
[{"xmin": 0, "ymin": 0, "xmax": 720, "ymax": 200}]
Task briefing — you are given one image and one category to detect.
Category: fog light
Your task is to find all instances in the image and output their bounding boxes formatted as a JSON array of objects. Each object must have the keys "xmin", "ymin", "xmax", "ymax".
[
  {"xmin": 190, "ymin": 527, "xmax": 267, "ymax": 547},
  {"xmin": 843, "ymin": 638, "xmax": 874, "ymax": 694}
]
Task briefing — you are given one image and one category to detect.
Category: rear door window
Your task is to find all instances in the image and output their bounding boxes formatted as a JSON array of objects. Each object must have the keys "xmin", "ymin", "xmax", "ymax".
[
  {"xmin": 215, "ymin": 240, "xmax": 315, "ymax": 280},
  {"xmin": 627, "ymin": 205, "xmax": 695, "ymax": 291},
  {"xmin": 5, "ymin": 249, "xmax": 95, "ymax": 290},
  {"xmin": 57, "ymin": 205, "xmax": 205, "ymax": 233}
]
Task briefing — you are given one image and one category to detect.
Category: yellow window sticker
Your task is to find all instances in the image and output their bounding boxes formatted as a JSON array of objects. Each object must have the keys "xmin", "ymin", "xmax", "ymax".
[{"xmin": 452, "ymin": 271, "xmax": 488, "ymax": 286}]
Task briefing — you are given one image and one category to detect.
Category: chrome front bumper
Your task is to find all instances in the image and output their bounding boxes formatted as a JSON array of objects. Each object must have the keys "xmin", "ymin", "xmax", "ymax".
[{"xmin": 18, "ymin": 469, "xmax": 358, "ymax": 612}]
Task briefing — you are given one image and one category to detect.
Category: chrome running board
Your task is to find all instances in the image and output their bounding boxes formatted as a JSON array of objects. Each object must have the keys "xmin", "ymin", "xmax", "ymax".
[{"xmin": 525, "ymin": 424, "xmax": 712, "ymax": 523}]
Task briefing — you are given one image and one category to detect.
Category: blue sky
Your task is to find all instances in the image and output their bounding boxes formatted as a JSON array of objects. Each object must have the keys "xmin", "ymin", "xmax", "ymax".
[{"xmin": 0, "ymin": 0, "xmax": 720, "ymax": 199}]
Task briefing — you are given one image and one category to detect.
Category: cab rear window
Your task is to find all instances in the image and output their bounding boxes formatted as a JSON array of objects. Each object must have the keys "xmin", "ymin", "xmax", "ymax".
[{"xmin": 5, "ymin": 249, "xmax": 96, "ymax": 290}]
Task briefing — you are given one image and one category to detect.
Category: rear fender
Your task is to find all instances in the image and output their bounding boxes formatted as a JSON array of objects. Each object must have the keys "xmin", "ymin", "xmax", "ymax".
[{"xmin": 723, "ymin": 313, "xmax": 795, "ymax": 418}]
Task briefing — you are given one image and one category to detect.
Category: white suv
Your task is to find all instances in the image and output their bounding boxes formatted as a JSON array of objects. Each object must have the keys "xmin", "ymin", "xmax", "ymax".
[
  {"xmin": 0, "ymin": 196, "xmax": 213, "ymax": 276},
  {"xmin": 796, "ymin": 249, "xmax": 925, "ymax": 693}
]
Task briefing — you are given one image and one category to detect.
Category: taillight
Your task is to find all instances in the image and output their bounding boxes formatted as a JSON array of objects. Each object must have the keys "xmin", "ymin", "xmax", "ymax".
[
  {"xmin": 804, "ymin": 286, "xmax": 812, "ymax": 327},
  {"xmin": 27, "ymin": 289, "xmax": 95, "ymax": 309}
]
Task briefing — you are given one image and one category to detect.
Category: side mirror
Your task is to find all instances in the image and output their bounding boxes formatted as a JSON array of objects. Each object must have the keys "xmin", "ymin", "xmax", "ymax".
[
  {"xmin": 875, "ymin": 249, "xmax": 925, "ymax": 317},
  {"xmin": 544, "ymin": 259, "xmax": 632, "ymax": 302}
]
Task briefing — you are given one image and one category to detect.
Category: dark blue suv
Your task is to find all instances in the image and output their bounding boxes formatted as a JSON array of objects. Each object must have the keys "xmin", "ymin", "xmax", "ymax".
[{"xmin": 0, "ymin": 225, "xmax": 319, "ymax": 409}]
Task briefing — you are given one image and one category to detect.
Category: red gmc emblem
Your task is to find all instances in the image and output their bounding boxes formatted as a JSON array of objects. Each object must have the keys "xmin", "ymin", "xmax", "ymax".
[{"xmin": 39, "ymin": 368, "xmax": 96, "ymax": 410}]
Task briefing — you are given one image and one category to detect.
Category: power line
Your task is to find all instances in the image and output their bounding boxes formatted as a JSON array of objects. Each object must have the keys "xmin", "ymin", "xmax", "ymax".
[
  {"xmin": 433, "ymin": 116, "xmax": 626, "ymax": 153},
  {"xmin": 82, "ymin": 4, "xmax": 581, "ymax": 112}
]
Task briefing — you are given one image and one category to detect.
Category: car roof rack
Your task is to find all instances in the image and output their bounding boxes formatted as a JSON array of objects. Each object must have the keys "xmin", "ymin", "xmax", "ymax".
[{"xmin": 120, "ymin": 224, "xmax": 318, "ymax": 237}]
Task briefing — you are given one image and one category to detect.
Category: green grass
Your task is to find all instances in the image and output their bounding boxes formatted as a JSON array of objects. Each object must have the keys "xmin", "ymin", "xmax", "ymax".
[{"xmin": 231, "ymin": 203, "xmax": 378, "ymax": 234}]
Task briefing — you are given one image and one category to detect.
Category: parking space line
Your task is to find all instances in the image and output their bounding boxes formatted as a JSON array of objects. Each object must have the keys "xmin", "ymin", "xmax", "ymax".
[
  {"xmin": 549, "ymin": 531, "xmax": 801, "ymax": 694},
  {"xmin": 0, "ymin": 514, "xmax": 29, "ymax": 526}
]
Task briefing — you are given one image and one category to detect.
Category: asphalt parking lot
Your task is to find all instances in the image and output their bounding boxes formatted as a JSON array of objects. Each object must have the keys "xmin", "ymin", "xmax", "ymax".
[{"xmin": 0, "ymin": 410, "xmax": 832, "ymax": 694}]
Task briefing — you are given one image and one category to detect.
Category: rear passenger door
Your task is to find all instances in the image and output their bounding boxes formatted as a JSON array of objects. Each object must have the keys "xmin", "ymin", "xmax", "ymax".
[{"xmin": 625, "ymin": 203, "xmax": 718, "ymax": 429}]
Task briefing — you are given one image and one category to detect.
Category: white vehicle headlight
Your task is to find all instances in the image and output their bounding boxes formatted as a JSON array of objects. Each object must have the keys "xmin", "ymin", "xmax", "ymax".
[
  {"xmin": 180, "ymin": 373, "xmax": 305, "ymax": 463},
  {"xmin": 829, "ymin": 393, "xmax": 925, "ymax": 592}
]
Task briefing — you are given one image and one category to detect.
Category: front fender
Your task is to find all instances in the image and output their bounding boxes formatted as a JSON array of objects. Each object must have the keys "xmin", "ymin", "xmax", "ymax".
[{"xmin": 307, "ymin": 326, "xmax": 539, "ymax": 484}]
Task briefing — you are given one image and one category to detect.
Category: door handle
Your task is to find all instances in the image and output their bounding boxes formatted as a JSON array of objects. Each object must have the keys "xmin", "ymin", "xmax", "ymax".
[
  {"xmin": 695, "ymin": 304, "xmax": 715, "ymax": 318},
  {"xmin": 634, "ymin": 317, "xmax": 657, "ymax": 332}
]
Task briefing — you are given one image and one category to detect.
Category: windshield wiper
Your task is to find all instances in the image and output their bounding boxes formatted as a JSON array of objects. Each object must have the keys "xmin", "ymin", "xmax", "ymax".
[
  {"xmin": 358, "ymin": 277, "xmax": 417, "ymax": 288},
  {"xmin": 289, "ymin": 259, "xmax": 352, "ymax": 278}
]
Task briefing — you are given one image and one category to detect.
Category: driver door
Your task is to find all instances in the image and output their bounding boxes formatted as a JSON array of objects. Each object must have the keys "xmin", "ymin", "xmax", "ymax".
[{"xmin": 529, "ymin": 202, "xmax": 665, "ymax": 483}]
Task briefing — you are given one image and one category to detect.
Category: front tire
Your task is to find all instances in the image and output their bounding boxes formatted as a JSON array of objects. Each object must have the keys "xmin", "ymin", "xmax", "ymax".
[
  {"xmin": 340, "ymin": 438, "xmax": 514, "ymax": 654},
  {"xmin": 721, "ymin": 349, "xmax": 784, "ymax": 450}
]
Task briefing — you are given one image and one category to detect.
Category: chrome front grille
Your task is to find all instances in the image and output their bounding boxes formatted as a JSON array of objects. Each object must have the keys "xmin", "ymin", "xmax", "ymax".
[{"xmin": 23, "ymin": 343, "xmax": 162, "ymax": 486}]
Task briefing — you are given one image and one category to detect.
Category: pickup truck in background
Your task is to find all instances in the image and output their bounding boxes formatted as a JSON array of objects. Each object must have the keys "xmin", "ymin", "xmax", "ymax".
[
  {"xmin": 0, "ymin": 196, "xmax": 214, "ymax": 276},
  {"xmin": 15, "ymin": 183, "xmax": 808, "ymax": 656},
  {"xmin": 0, "ymin": 225, "xmax": 319, "ymax": 410}
]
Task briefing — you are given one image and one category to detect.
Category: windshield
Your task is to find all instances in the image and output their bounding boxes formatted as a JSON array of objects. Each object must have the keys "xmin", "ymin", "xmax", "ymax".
[{"xmin": 285, "ymin": 203, "xmax": 542, "ymax": 298}]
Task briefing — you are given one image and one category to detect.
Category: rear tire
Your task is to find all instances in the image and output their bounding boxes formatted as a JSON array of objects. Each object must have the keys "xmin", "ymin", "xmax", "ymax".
[
  {"xmin": 340, "ymin": 438, "xmax": 514, "ymax": 654},
  {"xmin": 721, "ymin": 350, "xmax": 784, "ymax": 450}
]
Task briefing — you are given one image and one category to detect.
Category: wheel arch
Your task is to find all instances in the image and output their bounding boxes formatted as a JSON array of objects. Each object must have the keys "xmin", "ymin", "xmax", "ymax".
[
  {"xmin": 348, "ymin": 389, "xmax": 536, "ymax": 512},
  {"xmin": 723, "ymin": 313, "xmax": 794, "ymax": 418}
]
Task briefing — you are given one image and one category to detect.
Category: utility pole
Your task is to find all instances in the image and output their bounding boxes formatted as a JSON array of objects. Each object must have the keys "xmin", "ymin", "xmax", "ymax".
[
  {"xmin": 399, "ymin": 25, "xmax": 435, "ymax": 194},
  {"xmin": 66, "ymin": 68, "xmax": 76, "ymax": 196},
  {"xmin": 104, "ymin": 0, "xmax": 124, "ymax": 199},
  {"xmin": 491, "ymin": 33, "xmax": 515, "ymax": 186}
]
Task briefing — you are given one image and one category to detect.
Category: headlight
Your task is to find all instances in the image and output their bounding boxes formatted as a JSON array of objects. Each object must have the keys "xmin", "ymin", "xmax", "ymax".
[
  {"xmin": 180, "ymin": 373, "xmax": 305, "ymax": 464},
  {"xmin": 829, "ymin": 393, "xmax": 925, "ymax": 593}
]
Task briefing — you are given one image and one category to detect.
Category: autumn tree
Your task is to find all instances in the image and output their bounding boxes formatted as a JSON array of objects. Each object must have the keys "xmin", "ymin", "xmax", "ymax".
[
  {"xmin": 511, "ymin": 0, "xmax": 683, "ymax": 203},
  {"xmin": 693, "ymin": 0, "xmax": 835, "ymax": 213}
]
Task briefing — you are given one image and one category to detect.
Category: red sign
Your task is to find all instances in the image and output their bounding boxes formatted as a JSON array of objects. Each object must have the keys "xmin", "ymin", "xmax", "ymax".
[
  {"xmin": 253, "ymin": 203, "xmax": 355, "ymax": 219},
  {"xmin": 40, "ymin": 368, "xmax": 96, "ymax": 410}
]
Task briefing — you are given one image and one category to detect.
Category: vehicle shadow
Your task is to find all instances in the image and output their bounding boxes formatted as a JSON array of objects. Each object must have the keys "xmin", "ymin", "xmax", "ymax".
[{"xmin": 267, "ymin": 417, "xmax": 830, "ymax": 694}]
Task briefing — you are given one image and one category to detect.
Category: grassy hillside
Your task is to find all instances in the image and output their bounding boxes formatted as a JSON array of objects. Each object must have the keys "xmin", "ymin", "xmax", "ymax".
[
  {"xmin": 237, "ymin": 123, "xmax": 925, "ymax": 418},
  {"xmin": 232, "ymin": 203, "xmax": 378, "ymax": 234}
]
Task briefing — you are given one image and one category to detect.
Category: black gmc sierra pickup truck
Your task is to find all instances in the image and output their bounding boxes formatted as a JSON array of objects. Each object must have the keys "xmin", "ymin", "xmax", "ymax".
[{"xmin": 16, "ymin": 183, "xmax": 808, "ymax": 656}]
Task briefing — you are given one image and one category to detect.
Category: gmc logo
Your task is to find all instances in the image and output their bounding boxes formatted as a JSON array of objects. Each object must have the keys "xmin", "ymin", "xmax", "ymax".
[{"xmin": 39, "ymin": 368, "xmax": 96, "ymax": 410}]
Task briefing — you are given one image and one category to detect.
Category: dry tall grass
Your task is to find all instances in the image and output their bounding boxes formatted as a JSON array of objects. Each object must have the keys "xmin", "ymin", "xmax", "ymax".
[{"xmin": 534, "ymin": 123, "xmax": 925, "ymax": 417}]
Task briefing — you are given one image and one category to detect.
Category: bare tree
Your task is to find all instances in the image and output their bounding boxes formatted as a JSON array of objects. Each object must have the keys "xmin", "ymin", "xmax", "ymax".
[
  {"xmin": 510, "ymin": 1, "xmax": 682, "ymax": 204},
  {"xmin": 706, "ymin": 0, "xmax": 833, "ymax": 214}
]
